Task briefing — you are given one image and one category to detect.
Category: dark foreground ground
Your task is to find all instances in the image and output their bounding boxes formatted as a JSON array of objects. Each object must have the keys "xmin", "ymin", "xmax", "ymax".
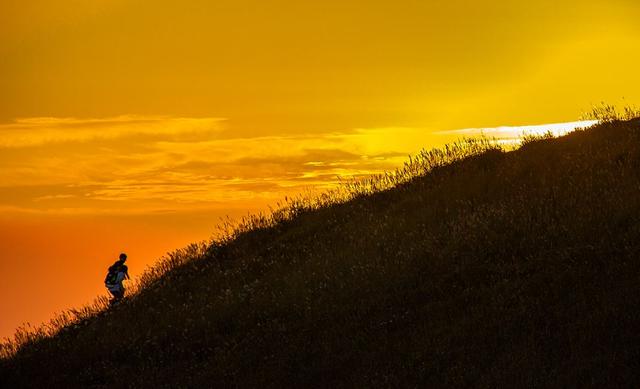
[{"xmin": 2, "ymin": 119, "xmax": 640, "ymax": 388}]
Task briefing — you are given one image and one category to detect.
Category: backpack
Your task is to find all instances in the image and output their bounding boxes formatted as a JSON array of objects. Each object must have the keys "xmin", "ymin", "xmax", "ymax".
[{"xmin": 105, "ymin": 263, "xmax": 120, "ymax": 285}]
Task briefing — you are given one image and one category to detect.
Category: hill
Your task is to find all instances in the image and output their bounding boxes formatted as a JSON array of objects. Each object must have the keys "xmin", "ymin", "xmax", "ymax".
[{"xmin": 2, "ymin": 118, "xmax": 640, "ymax": 388}]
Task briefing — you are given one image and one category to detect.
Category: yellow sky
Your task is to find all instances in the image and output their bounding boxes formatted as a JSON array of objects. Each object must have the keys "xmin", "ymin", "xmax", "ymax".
[
  {"xmin": 2, "ymin": 1, "xmax": 639, "ymax": 128},
  {"xmin": 1, "ymin": 0, "xmax": 639, "ymax": 338}
]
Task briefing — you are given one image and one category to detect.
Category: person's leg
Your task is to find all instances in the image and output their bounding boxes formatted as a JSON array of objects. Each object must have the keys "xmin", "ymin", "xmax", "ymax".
[
  {"xmin": 107, "ymin": 288, "xmax": 117, "ymax": 305},
  {"xmin": 114, "ymin": 288, "xmax": 124, "ymax": 302},
  {"xmin": 107, "ymin": 287, "xmax": 122, "ymax": 305}
]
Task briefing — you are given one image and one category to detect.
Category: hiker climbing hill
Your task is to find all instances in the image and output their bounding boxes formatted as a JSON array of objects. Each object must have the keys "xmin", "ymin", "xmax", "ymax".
[{"xmin": 105, "ymin": 253, "xmax": 130, "ymax": 305}]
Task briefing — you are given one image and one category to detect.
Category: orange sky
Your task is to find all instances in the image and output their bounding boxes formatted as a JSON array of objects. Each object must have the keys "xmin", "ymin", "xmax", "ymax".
[{"xmin": 1, "ymin": 0, "xmax": 639, "ymax": 339}]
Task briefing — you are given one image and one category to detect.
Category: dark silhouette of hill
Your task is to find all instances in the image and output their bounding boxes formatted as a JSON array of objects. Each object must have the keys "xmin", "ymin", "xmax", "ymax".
[{"xmin": 2, "ymin": 118, "xmax": 640, "ymax": 388}]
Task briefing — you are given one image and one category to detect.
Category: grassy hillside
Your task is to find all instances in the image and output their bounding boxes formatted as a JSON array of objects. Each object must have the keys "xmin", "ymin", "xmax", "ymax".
[{"xmin": 2, "ymin": 118, "xmax": 640, "ymax": 388}]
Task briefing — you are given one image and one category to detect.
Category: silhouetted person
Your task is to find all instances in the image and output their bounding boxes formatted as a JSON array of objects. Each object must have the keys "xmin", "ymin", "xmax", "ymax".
[{"xmin": 105, "ymin": 253, "xmax": 130, "ymax": 305}]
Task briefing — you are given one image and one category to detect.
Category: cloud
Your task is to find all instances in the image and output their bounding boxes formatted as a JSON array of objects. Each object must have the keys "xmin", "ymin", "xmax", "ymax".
[
  {"xmin": 0, "ymin": 116, "xmax": 226, "ymax": 148},
  {"xmin": 0, "ymin": 116, "xmax": 594, "ymax": 216}
]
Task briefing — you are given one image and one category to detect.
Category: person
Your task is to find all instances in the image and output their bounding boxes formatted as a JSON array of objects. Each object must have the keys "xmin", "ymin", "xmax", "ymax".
[{"xmin": 105, "ymin": 253, "xmax": 130, "ymax": 305}]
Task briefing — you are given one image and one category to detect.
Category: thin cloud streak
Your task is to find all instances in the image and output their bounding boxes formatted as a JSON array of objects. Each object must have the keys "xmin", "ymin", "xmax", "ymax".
[{"xmin": 0, "ymin": 116, "xmax": 226, "ymax": 148}]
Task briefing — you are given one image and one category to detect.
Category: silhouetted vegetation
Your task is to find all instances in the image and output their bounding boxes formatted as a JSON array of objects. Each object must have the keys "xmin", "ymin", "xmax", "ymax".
[{"xmin": 2, "ymin": 114, "xmax": 640, "ymax": 388}]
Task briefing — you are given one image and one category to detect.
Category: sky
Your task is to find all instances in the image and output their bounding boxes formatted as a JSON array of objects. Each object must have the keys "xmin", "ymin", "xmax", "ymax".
[{"xmin": 1, "ymin": 0, "xmax": 639, "ymax": 339}]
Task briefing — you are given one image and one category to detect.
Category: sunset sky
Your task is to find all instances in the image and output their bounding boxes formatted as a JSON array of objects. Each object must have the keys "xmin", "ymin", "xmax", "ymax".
[{"xmin": 1, "ymin": 0, "xmax": 639, "ymax": 338}]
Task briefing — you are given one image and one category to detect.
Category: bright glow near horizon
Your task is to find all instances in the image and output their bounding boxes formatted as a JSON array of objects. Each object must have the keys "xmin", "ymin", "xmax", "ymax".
[{"xmin": 439, "ymin": 120, "xmax": 599, "ymax": 144}]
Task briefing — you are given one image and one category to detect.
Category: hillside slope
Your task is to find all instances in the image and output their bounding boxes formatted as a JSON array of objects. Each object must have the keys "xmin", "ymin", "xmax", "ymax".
[{"xmin": 2, "ymin": 119, "xmax": 640, "ymax": 388}]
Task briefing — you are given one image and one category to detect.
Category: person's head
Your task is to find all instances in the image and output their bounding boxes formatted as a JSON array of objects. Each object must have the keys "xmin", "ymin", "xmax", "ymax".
[{"xmin": 119, "ymin": 253, "xmax": 127, "ymax": 262}]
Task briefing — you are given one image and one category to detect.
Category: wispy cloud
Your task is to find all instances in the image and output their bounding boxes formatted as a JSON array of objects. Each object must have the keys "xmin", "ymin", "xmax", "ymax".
[
  {"xmin": 0, "ymin": 116, "xmax": 226, "ymax": 148},
  {"xmin": 0, "ymin": 116, "xmax": 594, "ymax": 215}
]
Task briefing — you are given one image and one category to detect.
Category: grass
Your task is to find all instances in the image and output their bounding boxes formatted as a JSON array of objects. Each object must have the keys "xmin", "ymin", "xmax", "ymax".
[{"xmin": 2, "ymin": 110, "xmax": 640, "ymax": 387}]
